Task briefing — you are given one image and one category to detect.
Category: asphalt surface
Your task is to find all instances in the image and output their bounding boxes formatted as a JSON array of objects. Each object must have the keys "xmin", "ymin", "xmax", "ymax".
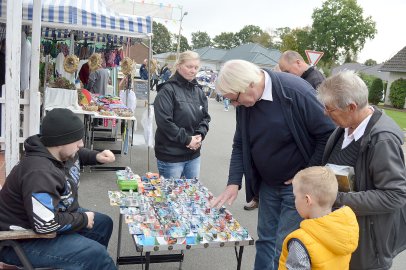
[{"xmin": 79, "ymin": 94, "xmax": 406, "ymax": 270}]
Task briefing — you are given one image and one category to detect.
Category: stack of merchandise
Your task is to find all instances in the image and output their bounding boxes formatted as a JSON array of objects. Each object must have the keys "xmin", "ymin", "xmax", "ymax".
[
  {"xmin": 108, "ymin": 172, "xmax": 253, "ymax": 250},
  {"xmin": 82, "ymin": 94, "xmax": 133, "ymax": 117}
]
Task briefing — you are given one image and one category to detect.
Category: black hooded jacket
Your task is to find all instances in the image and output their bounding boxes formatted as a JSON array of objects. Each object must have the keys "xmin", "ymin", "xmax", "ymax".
[
  {"xmin": 0, "ymin": 135, "xmax": 99, "ymax": 234},
  {"xmin": 154, "ymin": 72, "xmax": 211, "ymax": 162},
  {"xmin": 301, "ymin": 66, "xmax": 325, "ymax": 90}
]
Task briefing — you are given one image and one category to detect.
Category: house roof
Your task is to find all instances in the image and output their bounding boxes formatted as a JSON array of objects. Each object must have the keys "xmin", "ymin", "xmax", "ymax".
[
  {"xmin": 194, "ymin": 47, "xmax": 228, "ymax": 61},
  {"xmin": 154, "ymin": 43, "xmax": 281, "ymax": 68},
  {"xmin": 379, "ymin": 46, "xmax": 406, "ymax": 73},
  {"xmin": 221, "ymin": 43, "xmax": 280, "ymax": 66},
  {"xmin": 332, "ymin": 63, "xmax": 389, "ymax": 81}
]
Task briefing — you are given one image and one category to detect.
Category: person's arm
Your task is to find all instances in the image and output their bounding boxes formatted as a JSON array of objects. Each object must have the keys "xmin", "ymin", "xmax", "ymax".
[
  {"xmin": 193, "ymin": 89, "xmax": 211, "ymax": 139},
  {"xmin": 335, "ymin": 135, "xmax": 406, "ymax": 216},
  {"xmin": 285, "ymin": 239, "xmax": 311, "ymax": 270},
  {"xmin": 154, "ymin": 87, "xmax": 193, "ymax": 146},
  {"xmin": 227, "ymin": 107, "xmax": 244, "ymax": 187},
  {"xmin": 22, "ymin": 170, "xmax": 88, "ymax": 234},
  {"xmin": 210, "ymin": 108, "xmax": 244, "ymax": 208},
  {"xmin": 78, "ymin": 148, "xmax": 115, "ymax": 166},
  {"xmin": 298, "ymin": 90, "xmax": 335, "ymax": 166}
]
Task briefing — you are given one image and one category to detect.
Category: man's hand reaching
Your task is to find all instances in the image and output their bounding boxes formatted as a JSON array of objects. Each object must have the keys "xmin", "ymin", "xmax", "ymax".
[{"xmin": 210, "ymin": 184, "xmax": 239, "ymax": 208}]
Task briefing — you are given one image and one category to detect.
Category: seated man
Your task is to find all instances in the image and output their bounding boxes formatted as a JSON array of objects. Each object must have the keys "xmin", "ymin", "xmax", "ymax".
[{"xmin": 0, "ymin": 108, "xmax": 117, "ymax": 269}]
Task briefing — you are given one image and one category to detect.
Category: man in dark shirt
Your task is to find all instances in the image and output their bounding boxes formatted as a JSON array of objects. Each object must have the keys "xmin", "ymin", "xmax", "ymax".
[
  {"xmin": 139, "ymin": 58, "xmax": 149, "ymax": 80},
  {"xmin": 0, "ymin": 108, "xmax": 117, "ymax": 269},
  {"xmin": 279, "ymin": 50, "xmax": 325, "ymax": 90},
  {"xmin": 211, "ymin": 59, "xmax": 335, "ymax": 270}
]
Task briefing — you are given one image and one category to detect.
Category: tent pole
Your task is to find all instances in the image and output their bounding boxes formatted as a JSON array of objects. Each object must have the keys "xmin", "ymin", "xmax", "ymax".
[
  {"xmin": 29, "ymin": 0, "xmax": 42, "ymax": 135},
  {"xmin": 5, "ymin": 0, "xmax": 22, "ymax": 175},
  {"xmin": 147, "ymin": 34, "xmax": 152, "ymax": 172}
]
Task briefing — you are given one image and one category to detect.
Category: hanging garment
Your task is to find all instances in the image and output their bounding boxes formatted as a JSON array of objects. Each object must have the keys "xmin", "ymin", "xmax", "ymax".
[
  {"xmin": 55, "ymin": 52, "xmax": 74, "ymax": 83},
  {"xmin": 20, "ymin": 32, "xmax": 31, "ymax": 91},
  {"xmin": 119, "ymin": 89, "xmax": 136, "ymax": 113}
]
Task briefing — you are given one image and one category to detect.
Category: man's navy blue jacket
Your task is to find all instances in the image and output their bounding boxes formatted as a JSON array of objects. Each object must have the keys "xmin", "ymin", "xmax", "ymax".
[{"xmin": 227, "ymin": 70, "xmax": 335, "ymax": 202}]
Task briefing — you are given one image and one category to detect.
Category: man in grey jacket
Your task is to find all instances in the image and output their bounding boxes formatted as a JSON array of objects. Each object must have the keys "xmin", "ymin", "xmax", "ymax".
[{"xmin": 318, "ymin": 70, "xmax": 406, "ymax": 270}]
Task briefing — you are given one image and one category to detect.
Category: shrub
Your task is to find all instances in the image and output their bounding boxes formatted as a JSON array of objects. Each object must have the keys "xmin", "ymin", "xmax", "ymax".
[
  {"xmin": 368, "ymin": 78, "xmax": 383, "ymax": 105},
  {"xmin": 359, "ymin": 72, "xmax": 375, "ymax": 89},
  {"xmin": 389, "ymin": 78, "xmax": 406, "ymax": 109}
]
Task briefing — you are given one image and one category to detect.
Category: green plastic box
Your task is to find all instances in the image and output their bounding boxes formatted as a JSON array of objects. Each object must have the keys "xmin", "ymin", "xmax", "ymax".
[{"xmin": 117, "ymin": 180, "xmax": 138, "ymax": 191}]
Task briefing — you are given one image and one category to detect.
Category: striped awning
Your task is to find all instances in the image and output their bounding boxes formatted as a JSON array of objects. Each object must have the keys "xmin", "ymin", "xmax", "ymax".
[{"xmin": 0, "ymin": 0, "xmax": 152, "ymax": 38}]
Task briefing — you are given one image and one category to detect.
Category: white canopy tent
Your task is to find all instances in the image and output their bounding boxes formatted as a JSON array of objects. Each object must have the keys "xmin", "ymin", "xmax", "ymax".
[
  {"xmin": 0, "ymin": 0, "xmax": 152, "ymax": 38},
  {"xmin": 0, "ymin": 0, "xmax": 153, "ymax": 176}
]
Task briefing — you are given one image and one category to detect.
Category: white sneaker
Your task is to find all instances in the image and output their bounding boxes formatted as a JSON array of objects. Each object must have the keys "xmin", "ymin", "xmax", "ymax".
[{"xmin": 224, "ymin": 108, "xmax": 229, "ymax": 111}]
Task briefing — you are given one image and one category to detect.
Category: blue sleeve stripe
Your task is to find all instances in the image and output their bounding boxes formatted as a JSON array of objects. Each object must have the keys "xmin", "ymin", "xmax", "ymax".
[{"xmin": 32, "ymin": 193, "xmax": 55, "ymax": 211}]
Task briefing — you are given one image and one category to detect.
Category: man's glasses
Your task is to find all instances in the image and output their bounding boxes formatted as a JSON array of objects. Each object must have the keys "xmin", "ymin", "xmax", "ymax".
[{"xmin": 230, "ymin": 92, "xmax": 241, "ymax": 103}]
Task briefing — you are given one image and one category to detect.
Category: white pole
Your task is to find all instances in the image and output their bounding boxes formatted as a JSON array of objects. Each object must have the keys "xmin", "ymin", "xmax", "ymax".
[
  {"xmin": 69, "ymin": 31, "xmax": 75, "ymax": 54},
  {"xmin": 5, "ymin": 0, "xmax": 23, "ymax": 175},
  {"xmin": 29, "ymin": 0, "xmax": 42, "ymax": 136},
  {"xmin": 147, "ymin": 33, "xmax": 152, "ymax": 172},
  {"xmin": 176, "ymin": 8, "xmax": 187, "ymax": 61}
]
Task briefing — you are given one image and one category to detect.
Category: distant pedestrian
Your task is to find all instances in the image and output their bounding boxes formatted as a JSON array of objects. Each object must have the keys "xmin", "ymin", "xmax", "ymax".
[
  {"xmin": 223, "ymin": 97, "xmax": 230, "ymax": 111},
  {"xmin": 160, "ymin": 63, "xmax": 172, "ymax": 83},
  {"xmin": 149, "ymin": 59, "xmax": 159, "ymax": 91},
  {"xmin": 139, "ymin": 58, "xmax": 148, "ymax": 80}
]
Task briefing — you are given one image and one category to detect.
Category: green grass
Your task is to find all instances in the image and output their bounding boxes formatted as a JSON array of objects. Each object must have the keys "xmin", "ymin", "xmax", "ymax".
[{"xmin": 382, "ymin": 108, "xmax": 406, "ymax": 130}]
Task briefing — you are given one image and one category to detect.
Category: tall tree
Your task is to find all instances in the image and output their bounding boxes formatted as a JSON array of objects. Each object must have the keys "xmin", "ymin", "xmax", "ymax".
[
  {"xmin": 364, "ymin": 59, "xmax": 377, "ymax": 66},
  {"xmin": 191, "ymin": 31, "xmax": 212, "ymax": 49},
  {"xmin": 271, "ymin": 27, "xmax": 292, "ymax": 50},
  {"xmin": 280, "ymin": 27, "xmax": 314, "ymax": 56},
  {"xmin": 213, "ymin": 32, "xmax": 237, "ymax": 49},
  {"xmin": 312, "ymin": 0, "xmax": 377, "ymax": 64},
  {"xmin": 152, "ymin": 21, "xmax": 172, "ymax": 54},
  {"xmin": 234, "ymin": 25, "xmax": 263, "ymax": 46},
  {"xmin": 172, "ymin": 34, "xmax": 190, "ymax": 53},
  {"xmin": 252, "ymin": 31, "xmax": 272, "ymax": 48}
]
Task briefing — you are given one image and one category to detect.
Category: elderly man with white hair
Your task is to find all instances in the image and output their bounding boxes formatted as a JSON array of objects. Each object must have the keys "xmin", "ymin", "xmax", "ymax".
[{"xmin": 211, "ymin": 59, "xmax": 335, "ymax": 270}]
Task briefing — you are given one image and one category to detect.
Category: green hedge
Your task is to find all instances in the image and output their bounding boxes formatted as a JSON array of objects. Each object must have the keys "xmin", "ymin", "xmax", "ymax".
[
  {"xmin": 389, "ymin": 78, "xmax": 406, "ymax": 109},
  {"xmin": 368, "ymin": 78, "xmax": 383, "ymax": 105}
]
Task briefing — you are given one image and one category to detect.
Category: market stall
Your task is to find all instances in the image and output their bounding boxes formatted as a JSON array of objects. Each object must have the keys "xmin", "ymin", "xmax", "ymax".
[{"xmin": 0, "ymin": 0, "xmax": 153, "ymax": 174}]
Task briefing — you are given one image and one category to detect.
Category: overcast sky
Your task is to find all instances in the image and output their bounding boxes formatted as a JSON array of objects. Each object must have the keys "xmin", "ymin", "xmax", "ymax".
[{"xmin": 151, "ymin": 0, "xmax": 406, "ymax": 63}]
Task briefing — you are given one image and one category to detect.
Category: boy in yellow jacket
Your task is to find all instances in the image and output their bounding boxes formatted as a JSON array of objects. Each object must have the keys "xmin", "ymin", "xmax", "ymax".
[{"xmin": 279, "ymin": 166, "xmax": 359, "ymax": 270}]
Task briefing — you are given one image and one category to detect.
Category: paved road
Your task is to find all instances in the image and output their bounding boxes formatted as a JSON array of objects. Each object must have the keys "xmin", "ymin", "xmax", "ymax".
[{"xmin": 79, "ymin": 96, "xmax": 406, "ymax": 269}]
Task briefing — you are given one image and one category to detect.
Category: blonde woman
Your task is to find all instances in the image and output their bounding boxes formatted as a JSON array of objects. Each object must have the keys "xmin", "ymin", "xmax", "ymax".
[{"xmin": 154, "ymin": 51, "xmax": 211, "ymax": 179}]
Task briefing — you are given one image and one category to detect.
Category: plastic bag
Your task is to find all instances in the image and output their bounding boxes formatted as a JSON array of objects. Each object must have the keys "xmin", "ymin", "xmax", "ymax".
[
  {"xmin": 141, "ymin": 105, "xmax": 155, "ymax": 148},
  {"xmin": 120, "ymin": 89, "xmax": 136, "ymax": 113}
]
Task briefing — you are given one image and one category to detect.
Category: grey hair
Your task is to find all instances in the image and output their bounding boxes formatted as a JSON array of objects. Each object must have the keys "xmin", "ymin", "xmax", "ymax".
[
  {"xmin": 175, "ymin": 51, "xmax": 200, "ymax": 69},
  {"xmin": 280, "ymin": 50, "xmax": 305, "ymax": 63},
  {"xmin": 317, "ymin": 70, "xmax": 369, "ymax": 110},
  {"xmin": 215, "ymin": 59, "xmax": 262, "ymax": 95}
]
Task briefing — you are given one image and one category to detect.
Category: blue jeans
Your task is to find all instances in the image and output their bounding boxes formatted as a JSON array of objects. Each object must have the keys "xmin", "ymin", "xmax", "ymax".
[
  {"xmin": 0, "ymin": 210, "xmax": 116, "ymax": 270},
  {"xmin": 224, "ymin": 98, "xmax": 230, "ymax": 110},
  {"xmin": 157, "ymin": 156, "xmax": 201, "ymax": 179},
  {"xmin": 254, "ymin": 182, "xmax": 302, "ymax": 270}
]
